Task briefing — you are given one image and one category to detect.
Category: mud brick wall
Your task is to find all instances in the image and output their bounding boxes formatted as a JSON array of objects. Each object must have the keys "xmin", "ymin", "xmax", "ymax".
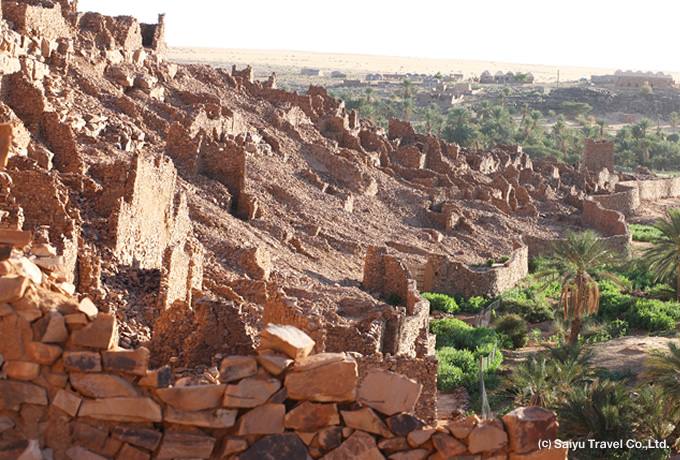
[
  {"xmin": 583, "ymin": 139, "xmax": 614, "ymax": 174},
  {"xmin": 423, "ymin": 244, "xmax": 529, "ymax": 298},
  {"xmin": 196, "ymin": 138, "xmax": 246, "ymax": 209},
  {"xmin": 41, "ymin": 111, "xmax": 83, "ymax": 175},
  {"xmin": 140, "ymin": 14, "xmax": 166, "ymax": 55},
  {"xmin": 3, "ymin": 72, "xmax": 46, "ymax": 133},
  {"xmin": 2, "ymin": 2, "xmax": 71, "ymax": 40}
]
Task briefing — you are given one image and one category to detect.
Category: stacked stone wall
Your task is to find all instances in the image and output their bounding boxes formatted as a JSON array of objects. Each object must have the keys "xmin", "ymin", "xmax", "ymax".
[
  {"xmin": 582, "ymin": 197, "xmax": 629, "ymax": 237},
  {"xmin": 2, "ymin": 2, "xmax": 71, "ymax": 40},
  {"xmin": 423, "ymin": 244, "xmax": 528, "ymax": 298},
  {"xmin": 583, "ymin": 139, "xmax": 614, "ymax": 174}
]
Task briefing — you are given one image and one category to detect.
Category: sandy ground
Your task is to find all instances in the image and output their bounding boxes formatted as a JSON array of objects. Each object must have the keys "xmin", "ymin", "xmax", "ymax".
[{"xmin": 169, "ymin": 47, "xmax": 680, "ymax": 85}]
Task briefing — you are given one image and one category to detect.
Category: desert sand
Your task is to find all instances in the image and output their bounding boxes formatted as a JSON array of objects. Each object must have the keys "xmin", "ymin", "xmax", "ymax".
[{"xmin": 168, "ymin": 47, "xmax": 680, "ymax": 85}]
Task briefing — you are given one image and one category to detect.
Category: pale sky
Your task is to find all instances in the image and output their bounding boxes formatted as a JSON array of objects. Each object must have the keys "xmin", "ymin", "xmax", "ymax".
[{"xmin": 78, "ymin": 0, "xmax": 679, "ymax": 73}]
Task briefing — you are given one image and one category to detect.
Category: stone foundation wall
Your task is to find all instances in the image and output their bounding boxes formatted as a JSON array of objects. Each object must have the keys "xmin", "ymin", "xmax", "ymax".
[
  {"xmin": 0, "ymin": 275, "xmax": 566, "ymax": 460},
  {"xmin": 423, "ymin": 244, "xmax": 529, "ymax": 298}
]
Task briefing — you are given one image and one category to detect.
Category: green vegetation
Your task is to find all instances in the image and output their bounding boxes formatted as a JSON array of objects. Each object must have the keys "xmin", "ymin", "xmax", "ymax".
[
  {"xmin": 561, "ymin": 101, "xmax": 593, "ymax": 119},
  {"xmin": 485, "ymin": 258, "xmax": 495, "ymax": 267},
  {"xmin": 644, "ymin": 209, "xmax": 680, "ymax": 300},
  {"xmin": 494, "ymin": 314, "xmax": 527, "ymax": 348},
  {"xmin": 630, "ymin": 223, "xmax": 663, "ymax": 242},
  {"xmin": 538, "ymin": 230, "xmax": 623, "ymax": 344},
  {"xmin": 430, "ymin": 318, "xmax": 502, "ymax": 393},
  {"xmin": 422, "ymin": 292, "xmax": 459, "ymax": 314},
  {"xmin": 386, "ymin": 291, "xmax": 402, "ymax": 306}
]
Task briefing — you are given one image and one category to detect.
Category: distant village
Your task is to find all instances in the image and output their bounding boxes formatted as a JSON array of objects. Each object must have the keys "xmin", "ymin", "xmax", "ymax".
[{"xmin": 298, "ymin": 67, "xmax": 677, "ymax": 110}]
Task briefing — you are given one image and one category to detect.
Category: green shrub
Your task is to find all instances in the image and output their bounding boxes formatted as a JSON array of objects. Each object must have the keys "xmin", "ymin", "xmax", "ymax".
[
  {"xmin": 455, "ymin": 295, "xmax": 490, "ymax": 313},
  {"xmin": 430, "ymin": 318, "xmax": 496, "ymax": 350},
  {"xmin": 500, "ymin": 255, "xmax": 510, "ymax": 263},
  {"xmin": 387, "ymin": 291, "xmax": 402, "ymax": 306},
  {"xmin": 422, "ymin": 292, "xmax": 459, "ymax": 314},
  {"xmin": 495, "ymin": 314, "xmax": 528, "ymax": 348},
  {"xmin": 629, "ymin": 224, "xmax": 663, "ymax": 243},
  {"xmin": 646, "ymin": 283, "xmax": 675, "ymax": 301},
  {"xmin": 486, "ymin": 258, "xmax": 495, "ymax": 267},
  {"xmin": 597, "ymin": 280, "xmax": 634, "ymax": 320},
  {"xmin": 497, "ymin": 298, "xmax": 554, "ymax": 323},
  {"xmin": 628, "ymin": 298, "xmax": 680, "ymax": 331}
]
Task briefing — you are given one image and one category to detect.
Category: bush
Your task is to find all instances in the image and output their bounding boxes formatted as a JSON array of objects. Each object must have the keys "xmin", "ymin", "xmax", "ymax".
[
  {"xmin": 629, "ymin": 224, "xmax": 663, "ymax": 243},
  {"xmin": 628, "ymin": 298, "xmax": 680, "ymax": 331},
  {"xmin": 495, "ymin": 314, "xmax": 528, "ymax": 348},
  {"xmin": 430, "ymin": 318, "xmax": 496, "ymax": 350},
  {"xmin": 497, "ymin": 298, "xmax": 555, "ymax": 323},
  {"xmin": 597, "ymin": 280, "xmax": 634, "ymax": 320},
  {"xmin": 422, "ymin": 292, "xmax": 459, "ymax": 314},
  {"xmin": 500, "ymin": 255, "xmax": 510, "ymax": 263},
  {"xmin": 455, "ymin": 295, "xmax": 490, "ymax": 313},
  {"xmin": 486, "ymin": 258, "xmax": 495, "ymax": 267},
  {"xmin": 562, "ymin": 101, "xmax": 592, "ymax": 119}
]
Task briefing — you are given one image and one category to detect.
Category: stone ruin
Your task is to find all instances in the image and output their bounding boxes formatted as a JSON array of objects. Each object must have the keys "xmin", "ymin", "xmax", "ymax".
[{"xmin": 0, "ymin": 1, "xmax": 668, "ymax": 458}]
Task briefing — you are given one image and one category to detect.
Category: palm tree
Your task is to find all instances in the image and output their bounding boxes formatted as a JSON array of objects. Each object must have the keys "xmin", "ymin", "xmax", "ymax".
[
  {"xmin": 543, "ymin": 230, "xmax": 622, "ymax": 344},
  {"xmin": 643, "ymin": 208, "xmax": 680, "ymax": 300},
  {"xmin": 551, "ymin": 117, "xmax": 566, "ymax": 137},
  {"xmin": 402, "ymin": 97, "xmax": 414, "ymax": 121},
  {"xmin": 636, "ymin": 118, "xmax": 653, "ymax": 138},
  {"xmin": 476, "ymin": 101, "xmax": 491, "ymax": 122},
  {"xmin": 401, "ymin": 79, "xmax": 415, "ymax": 99},
  {"xmin": 668, "ymin": 112, "xmax": 680, "ymax": 131},
  {"xmin": 364, "ymin": 87, "xmax": 374, "ymax": 104},
  {"xmin": 596, "ymin": 119, "xmax": 608, "ymax": 141}
]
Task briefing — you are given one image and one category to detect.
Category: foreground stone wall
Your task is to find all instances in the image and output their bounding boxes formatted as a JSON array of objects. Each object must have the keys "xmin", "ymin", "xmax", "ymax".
[
  {"xmin": 0, "ymin": 260, "xmax": 566, "ymax": 459},
  {"xmin": 423, "ymin": 243, "xmax": 529, "ymax": 298}
]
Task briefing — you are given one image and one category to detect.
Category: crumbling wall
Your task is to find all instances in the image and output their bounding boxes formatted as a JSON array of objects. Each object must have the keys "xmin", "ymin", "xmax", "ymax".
[
  {"xmin": 2, "ymin": 1, "xmax": 72, "ymax": 40},
  {"xmin": 196, "ymin": 138, "xmax": 246, "ymax": 209},
  {"xmin": 582, "ymin": 197, "xmax": 628, "ymax": 236},
  {"xmin": 583, "ymin": 138, "xmax": 614, "ymax": 174},
  {"xmin": 41, "ymin": 111, "xmax": 84, "ymax": 174},
  {"xmin": 423, "ymin": 244, "xmax": 529, "ymax": 298},
  {"xmin": 109, "ymin": 154, "xmax": 190, "ymax": 270},
  {"xmin": 0, "ymin": 279, "xmax": 567, "ymax": 459},
  {"xmin": 590, "ymin": 183, "xmax": 638, "ymax": 217},
  {"xmin": 307, "ymin": 144, "xmax": 377, "ymax": 195}
]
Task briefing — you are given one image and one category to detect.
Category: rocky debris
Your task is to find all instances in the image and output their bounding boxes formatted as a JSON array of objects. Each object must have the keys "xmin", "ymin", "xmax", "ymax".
[{"xmin": 259, "ymin": 323, "xmax": 315, "ymax": 359}]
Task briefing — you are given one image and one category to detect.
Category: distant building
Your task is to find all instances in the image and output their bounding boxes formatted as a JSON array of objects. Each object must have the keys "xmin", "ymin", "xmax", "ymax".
[
  {"xmin": 330, "ymin": 71, "xmax": 347, "ymax": 78},
  {"xmin": 614, "ymin": 70, "xmax": 674, "ymax": 89},
  {"xmin": 480, "ymin": 70, "xmax": 494, "ymax": 84},
  {"xmin": 301, "ymin": 68, "xmax": 322, "ymax": 76},
  {"xmin": 382, "ymin": 73, "xmax": 407, "ymax": 81},
  {"xmin": 343, "ymin": 79, "xmax": 363, "ymax": 87},
  {"xmin": 479, "ymin": 70, "xmax": 534, "ymax": 84},
  {"xmin": 366, "ymin": 73, "xmax": 383, "ymax": 81}
]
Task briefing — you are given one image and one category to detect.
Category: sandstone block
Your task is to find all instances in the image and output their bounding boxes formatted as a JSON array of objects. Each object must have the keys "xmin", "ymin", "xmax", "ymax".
[
  {"xmin": 431, "ymin": 432, "xmax": 466, "ymax": 457},
  {"xmin": 406, "ymin": 427, "xmax": 436, "ymax": 447},
  {"xmin": 223, "ymin": 376, "xmax": 281, "ymax": 408},
  {"xmin": 257, "ymin": 352, "xmax": 294, "ymax": 376},
  {"xmin": 313, "ymin": 426, "xmax": 344, "ymax": 450},
  {"xmin": 236, "ymin": 403, "xmax": 285, "ymax": 436},
  {"xmin": 165, "ymin": 406, "xmax": 237, "ymax": 429},
  {"xmin": 341, "ymin": 408, "xmax": 392, "ymax": 438},
  {"xmin": 66, "ymin": 445, "xmax": 112, "ymax": 460},
  {"xmin": 71, "ymin": 313, "xmax": 116, "ymax": 349},
  {"xmin": 467, "ymin": 420, "xmax": 508, "ymax": 454},
  {"xmin": 378, "ymin": 437, "xmax": 410, "ymax": 454},
  {"xmin": 321, "ymin": 430, "xmax": 384, "ymax": 460},
  {"xmin": 63, "ymin": 351, "xmax": 102, "ymax": 372},
  {"xmin": 509, "ymin": 448, "xmax": 568, "ymax": 459},
  {"xmin": 102, "ymin": 347, "xmax": 149, "ymax": 375},
  {"xmin": 116, "ymin": 443, "xmax": 150, "ymax": 460},
  {"xmin": 502, "ymin": 406, "xmax": 559, "ymax": 454},
  {"xmin": 78, "ymin": 397, "xmax": 162, "ymax": 422},
  {"xmin": 240, "ymin": 433, "xmax": 309, "ymax": 460},
  {"xmin": 77, "ymin": 297, "xmax": 99, "ymax": 320},
  {"xmin": 386, "ymin": 413, "xmax": 426, "ymax": 436},
  {"xmin": 388, "ymin": 449, "xmax": 430, "ymax": 460},
  {"xmin": 447, "ymin": 414, "xmax": 481, "ymax": 439},
  {"xmin": 219, "ymin": 355, "xmax": 258, "ymax": 382},
  {"xmin": 138, "ymin": 365, "xmax": 172, "ymax": 387},
  {"xmin": 156, "ymin": 384, "xmax": 225, "ymax": 411},
  {"xmin": 38, "ymin": 310, "xmax": 68, "ymax": 343},
  {"xmin": 285, "ymin": 353, "xmax": 357, "ymax": 402},
  {"xmin": 111, "ymin": 426, "xmax": 162, "ymax": 451},
  {"xmin": 64, "ymin": 313, "xmax": 89, "ymax": 329},
  {"xmin": 71, "ymin": 421, "xmax": 108, "ymax": 450},
  {"xmin": 359, "ymin": 369, "xmax": 422, "ymax": 416},
  {"xmin": 0, "ymin": 230, "xmax": 31, "ymax": 247},
  {"xmin": 156, "ymin": 432, "xmax": 216, "ymax": 459},
  {"xmin": 216, "ymin": 436, "xmax": 248, "ymax": 458},
  {"xmin": 0, "ymin": 380, "xmax": 48, "ymax": 410},
  {"xmin": 26, "ymin": 342, "xmax": 62, "ymax": 364},
  {"xmin": 285, "ymin": 401, "xmax": 340, "ymax": 431},
  {"xmin": 0, "ymin": 313, "xmax": 33, "ymax": 360},
  {"xmin": 4, "ymin": 360, "xmax": 40, "ymax": 380},
  {"xmin": 53, "ymin": 389, "xmax": 82, "ymax": 417},
  {"xmin": 259, "ymin": 323, "xmax": 315, "ymax": 359},
  {"xmin": 70, "ymin": 373, "xmax": 138, "ymax": 398},
  {"xmin": 0, "ymin": 276, "xmax": 30, "ymax": 303}
]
